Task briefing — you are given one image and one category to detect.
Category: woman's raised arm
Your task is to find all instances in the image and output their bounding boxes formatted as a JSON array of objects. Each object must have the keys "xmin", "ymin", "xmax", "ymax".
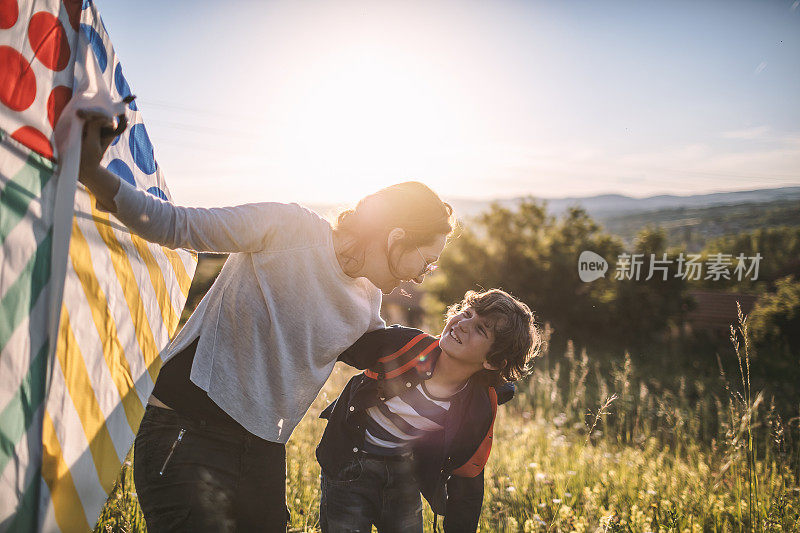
[{"xmin": 78, "ymin": 109, "xmax": 302, "ymax": 254}]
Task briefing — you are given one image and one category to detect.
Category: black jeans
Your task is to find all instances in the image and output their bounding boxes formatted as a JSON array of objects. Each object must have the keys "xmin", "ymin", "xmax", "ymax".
[
  {"xmin": 319, "ymin": 454, "xmax": 423, "ymax": 533},
  {"xmin": 134, "ymin": 405, "xmax": 289, "ymax": 532}
]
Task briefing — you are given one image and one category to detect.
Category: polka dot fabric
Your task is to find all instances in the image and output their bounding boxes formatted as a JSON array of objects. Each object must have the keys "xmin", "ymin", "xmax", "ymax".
[
  {"xmin": 0, "ymin": 0, "xmax": 174, "ymax": 204},
  {"xmin": 0, "ymin": 0, "xmax": 78, "ymax": 159}
]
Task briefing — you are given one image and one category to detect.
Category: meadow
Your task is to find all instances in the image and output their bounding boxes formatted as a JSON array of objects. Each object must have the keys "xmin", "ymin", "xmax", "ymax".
[{"xmin": 96, "ymin": 312, "xmax": 799, "ymax": 532}]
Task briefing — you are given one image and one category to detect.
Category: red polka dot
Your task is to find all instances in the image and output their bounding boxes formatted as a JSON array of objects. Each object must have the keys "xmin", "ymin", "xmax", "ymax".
[
  {"xmin": 11, "ymin": 126, "xmax": 53, "ymax": 159},
  {"xmin": 28, "ymin": 11, "xmax": 70, "ymax": 72},
  {"xmin": 0, "ymin": 46, "xmax": 36, "ymax": 112},
  {"xmin": 0, "ymin": 0, "xmax": 18, "ymax": 29},
  {"xmin": 47, "ymin": 85, "xmax": 72, "ymax": 129},
  {"xmin": 62, "ymin": 0, "xmax": 81, "ymax": 31}
]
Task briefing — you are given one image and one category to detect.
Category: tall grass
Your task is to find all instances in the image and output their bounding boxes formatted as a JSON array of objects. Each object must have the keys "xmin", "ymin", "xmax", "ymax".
[{"xmin": 96, "ymin": 312, "xmax": 799, "ymax": 532}]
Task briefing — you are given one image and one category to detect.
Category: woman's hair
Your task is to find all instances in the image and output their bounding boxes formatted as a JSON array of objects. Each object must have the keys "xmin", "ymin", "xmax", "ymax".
[
  {"xmin": 446, "ymin": 289, "xmax": 542, "ymax": 384},
  {"xmin": 333, "ymin": 182, "xmax": 455, "ymax": 274}
]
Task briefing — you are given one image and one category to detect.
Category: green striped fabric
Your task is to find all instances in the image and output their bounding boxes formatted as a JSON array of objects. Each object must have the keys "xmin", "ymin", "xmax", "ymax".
[{"xmin": 0, "ymin": 132, "xmax": 57, "ymax": 529}]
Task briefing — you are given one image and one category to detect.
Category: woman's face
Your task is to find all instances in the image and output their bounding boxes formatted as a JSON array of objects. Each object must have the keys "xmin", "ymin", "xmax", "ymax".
[{"xmin": 368, "ymin": 231, "xmax": 448, "ymax": 294}]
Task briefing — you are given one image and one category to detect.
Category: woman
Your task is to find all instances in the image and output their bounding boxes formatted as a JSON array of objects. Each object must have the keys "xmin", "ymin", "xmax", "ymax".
[{"xmin": 79, "ymin": 110, "xmax": 454, "ymax": 532}]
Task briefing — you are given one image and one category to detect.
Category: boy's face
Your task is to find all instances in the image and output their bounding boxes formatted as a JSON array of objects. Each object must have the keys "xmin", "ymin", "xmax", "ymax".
[{"xmin": 439, "ymin": 307, "xmax": 499, "ymax": 370}]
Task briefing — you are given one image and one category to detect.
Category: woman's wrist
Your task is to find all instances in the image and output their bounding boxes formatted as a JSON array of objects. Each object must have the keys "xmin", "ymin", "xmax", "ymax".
[
  {"xmin": 78, "ymin": 164, "xmax": 120, "ymax": 213},
  {"xmin": 78, "ymin": 160, "xmax": 100, "ymax": 185}
]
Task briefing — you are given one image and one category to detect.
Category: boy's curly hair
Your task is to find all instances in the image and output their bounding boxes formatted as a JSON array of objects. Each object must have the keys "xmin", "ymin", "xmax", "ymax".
[{"xmin": 446, "ymin": 289, "xmax": 542, "ymax": 384}]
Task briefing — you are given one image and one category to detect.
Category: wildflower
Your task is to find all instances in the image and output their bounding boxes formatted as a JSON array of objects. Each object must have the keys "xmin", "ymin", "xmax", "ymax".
[
  {"xmin": 553, "ymin": 413, "xmax": 567, "ymax": 427},
  {"xmin": 528, "ymin": 462, "xmax": 539, "ymax": 468},
  {"xmin": 506, "ymin": 486, "xmax": 516, "ymax": 493},
  {"xmin": 647, "ymin": 490, "xmax": 657, "ymax": 496},
  {"xmin": 564, "ymin": 492, "xmax": 572, "ymax": 498},
  {"xmin": 552, "ymin": 498, "xmax": 562, "ymax": 504},
  {"xmin": 535, "ymin": 472, "xmax": 547, "ymax": 482},
  {"xmin": 539, "ymin": 502, "xmax": 547, "ymax": 508},
  {"xmin": 566, "ymin": 470, "xmax": 577, "ymax": 476}
]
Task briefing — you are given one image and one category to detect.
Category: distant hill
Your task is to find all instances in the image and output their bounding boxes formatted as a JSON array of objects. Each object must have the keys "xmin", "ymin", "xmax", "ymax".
[
  {"xmin": 305, "ymin": 186, "xmax": 800, "ymax": 221},
  {"xmin": 600, "ymin": 198, "xmax": 800, "ymax": 251},
  {"xmin": 443, "ymin": 186, "xmax": 800, "ymax": 220}
]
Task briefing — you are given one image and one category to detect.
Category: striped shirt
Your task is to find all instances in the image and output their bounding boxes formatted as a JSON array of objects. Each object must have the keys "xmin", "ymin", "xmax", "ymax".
[{"xmin": 363, "ymin": 380, "xmax": 463, "ymax": 454}]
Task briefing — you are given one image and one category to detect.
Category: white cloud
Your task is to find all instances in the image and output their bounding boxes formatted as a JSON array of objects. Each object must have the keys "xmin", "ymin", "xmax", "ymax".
[{"xmin": 722, "ymin": 126, "xmax": 771, "ymax": 140}]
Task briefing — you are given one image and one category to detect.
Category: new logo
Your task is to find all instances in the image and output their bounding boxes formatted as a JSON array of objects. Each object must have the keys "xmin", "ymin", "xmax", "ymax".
[{"xmin": 578, "ymin": 251, "xmax": 608, "ymax": 282}]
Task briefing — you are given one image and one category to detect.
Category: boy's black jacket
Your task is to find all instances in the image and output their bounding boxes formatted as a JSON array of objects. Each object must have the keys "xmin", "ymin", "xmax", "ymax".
[{"xmin": 316, "ymin": 325, "xmax": 515, "ymax": 532}]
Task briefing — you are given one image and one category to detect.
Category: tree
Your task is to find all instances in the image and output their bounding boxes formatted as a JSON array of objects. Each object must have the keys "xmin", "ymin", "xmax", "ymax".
[
  {"xmin": 611, "ymin": 228, "xmax": 692, "ymax": 350},
  {"xmin": 426, "ymin": 199, "xmax": 688, "ymax": 353},
  {"xmin": 749, "ymin": 275, "xmax": 800, "ymax": 358},
  {"xmin": 698, "ymin": 227, "xmax": 800, "ymax": 290}
]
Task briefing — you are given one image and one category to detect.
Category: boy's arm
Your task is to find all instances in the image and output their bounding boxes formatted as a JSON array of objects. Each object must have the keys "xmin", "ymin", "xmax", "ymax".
[
  {"xmin": 444, "ymin": 471, "xmax": 485, "ymax": 532},
  {"xmin": 337, "ymin": 325, "xmax": 426, "ymax": 370},
  {"xmin": 336, "ymin": 327, "xmax": 389, "ymax": 369}
]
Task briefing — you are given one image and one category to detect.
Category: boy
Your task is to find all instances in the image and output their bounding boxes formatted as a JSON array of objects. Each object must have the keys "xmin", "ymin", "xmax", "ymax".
[{"xmin": 316, "ymin": 289, "xmax": 540, "ymax": 532}]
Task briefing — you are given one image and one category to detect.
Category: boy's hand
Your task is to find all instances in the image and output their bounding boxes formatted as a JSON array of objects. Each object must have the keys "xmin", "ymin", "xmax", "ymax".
[{"xmin": 77, "ymin": 97, "xmax": 133, "ymax": 182}]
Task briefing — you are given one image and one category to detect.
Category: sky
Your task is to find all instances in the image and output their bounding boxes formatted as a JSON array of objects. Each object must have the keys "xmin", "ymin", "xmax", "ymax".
[{"xmin": 96, "ymin": 0, "xmax": 800, "ymax": 207}]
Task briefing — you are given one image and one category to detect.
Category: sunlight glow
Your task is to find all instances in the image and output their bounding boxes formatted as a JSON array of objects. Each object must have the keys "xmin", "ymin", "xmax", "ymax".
[{"xmin": 255, "ymin": 41, "xmax": 481, "ymax": 203}]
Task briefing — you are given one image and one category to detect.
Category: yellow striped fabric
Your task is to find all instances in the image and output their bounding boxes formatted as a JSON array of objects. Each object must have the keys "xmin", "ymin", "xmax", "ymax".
[
  {"xmin": 36, "ymin": 3, "xmax": 198, "ymax": 531},
  {"xmin": 41, "ymin": 196, "xmax": 195, "ymax": 531}
]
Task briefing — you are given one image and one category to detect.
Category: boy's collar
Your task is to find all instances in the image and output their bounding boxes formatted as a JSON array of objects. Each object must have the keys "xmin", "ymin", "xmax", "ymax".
[
  {"xmin": 420, "ymin": 344, "xmax": 478, "ymax": 398},
  {"xmin": 417, "ymin": 340, "xmax": 441, "ymax": 379}
]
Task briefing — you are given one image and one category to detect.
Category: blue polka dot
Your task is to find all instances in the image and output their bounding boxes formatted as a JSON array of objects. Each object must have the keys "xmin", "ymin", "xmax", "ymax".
[
  {"xmin": 114, "ymin": 63, "xmax": 138, "ymax": 111},
  {"xmin": 147, "ymin": 186, "xmax": 168, "ymax": 201},
  {"xmin": 80, "ymin": 24, "xmax": 107, "ymax": 73},
  {"xmin": 129, "ymin": 124, "xmax": 157, "ymax": 175},
  {"xmin": 107, "ymin": 159, "xmax": 135, "ymax": 186},
  {"xmin": 111, "ymin": 132, "xmax": 121, "ymax": 146}
]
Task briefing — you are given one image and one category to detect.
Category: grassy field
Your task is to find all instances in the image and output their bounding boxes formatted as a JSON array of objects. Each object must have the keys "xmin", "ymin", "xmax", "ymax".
[{"xmin": 96, "ymin": 316, "xmax": 799, "ymax": 532}]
